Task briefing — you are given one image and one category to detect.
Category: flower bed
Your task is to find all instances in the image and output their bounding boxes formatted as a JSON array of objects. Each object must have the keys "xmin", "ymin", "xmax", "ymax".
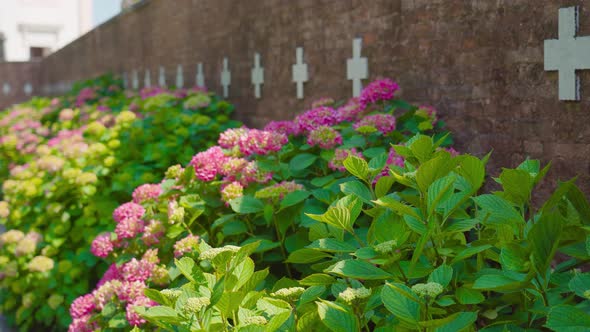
[{"xmin": 0, "ymin": 75, "xmax": 240, "ymax": 330}]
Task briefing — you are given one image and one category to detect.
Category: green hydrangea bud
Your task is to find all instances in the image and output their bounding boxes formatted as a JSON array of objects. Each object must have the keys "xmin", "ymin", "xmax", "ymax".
[
  {"xmin": 115, "ymin": 111, "xmax": 136, "ymax": 124},
  {"xmin": 107, "ymin": 139, "xmax": 121, "ymax": 149},
  {"xmin": 47, "ymin": 294, "xmax": 64, "ymax": 310},
  {"xmin": 199, "ymin": 245, "xmax": 240, "ymax": 261},
  {"xmin": 243, "ymin": 316, "xmax": 268, "ymax": 326},
  {"xmin": 76, "ymin": 173, "xmax": 98, "ymax": 185},
  {"xmin": 1, "ymin": 230, "xmax": 25, "ymax": 244},
  {"xmin": 338, "ymin": 287, "xmax": 372, "ymax": 304},
  {"xmin": 183, "ymin": 297, "xmax": 210, "ymax": 314},
  {"xmin": 584, "ymin": 290, "xmax": 590, "ymax": 300},
  {"xmin": 161, "ymin": 289, "xmax": 182, "ymax": 302},
  {"xmin": 374, "ymin": 240, "xmax": 398, "ymax": 254},
  {"xmin": 165, "ymin": 164, "xmax": 183, "ymax": 179},
  {"xmin": 85, "ymin": 122, "xmax": 106, "ymax": 136},
  {"xmin": 28, "ymin": 256, "xmax": 54, "ymax": 273},
  {"xmin": 271, "ymin": 287, "xmax": 305, "ymax": 301},
  {"xmin": 22, "ymin": 293, "xmax": 35, "ymax": 308},
  {"xmin": 411, "ymin": 282, "xmax": 444, "ymax": 299}
]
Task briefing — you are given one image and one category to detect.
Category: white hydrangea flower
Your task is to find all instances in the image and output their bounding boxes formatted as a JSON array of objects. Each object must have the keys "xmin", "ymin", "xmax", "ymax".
[
  {"xmin": 374, "ymin": 240, "xmax": 397, "ymax": 254},
  {"xmin": 183, "ymin": 296, "xmax": 210, "ymax": 313},
  {"xmin": 271, "ymin": 287, "xmax": 305, "ymax": 300},
  {"xmin": 338, "ymin": 287, "xmax": 371, "ymax": 303},
  {"xmin": 411, "ymin": 282, "xmax": 444, "ymax": 299},
  {"xmin": 243, "ymin": 315, "xmax": 268, "ymax": 326}
]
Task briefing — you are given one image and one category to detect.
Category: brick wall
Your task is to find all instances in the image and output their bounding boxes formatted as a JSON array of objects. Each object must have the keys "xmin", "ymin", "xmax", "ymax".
[
  {"xmin": 0, "ymin": 62, "xmax": 40, "ymax": 109},
  {"xmin": 3, "ymin": 0, "xmax": 590, "ymax": 199}
]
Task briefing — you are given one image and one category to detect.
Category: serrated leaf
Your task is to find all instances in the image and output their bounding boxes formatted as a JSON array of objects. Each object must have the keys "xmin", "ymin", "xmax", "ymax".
[
  {"xmin": 306, "ymin": 207, "xmax": 353, "ymax": 233},
  {"xmin": 427, "ymin": 175, "xmax": 456, "ymax": 215},
  {"xmin": 340, "ymin": 181, "xmax": 372, "ymax": 204},
  {"xmin": 416, "ymin": 154, "xmax": 456, "ymax": 193},
  {"xmin": 528, "ymin": 210, "xmax": 563, "ymax": 276},
  {"xmin": 324, "ymin": 259, "xmax": 391, "ymax": 280},
  {"xmin": 428, "ymin": 265, "xmax": 453, "ymax": 288},
  {"xmin": 375, "ymin": 175, "xmax": 395, "ymax": 198},
  {"xmin": 289, "ymin": 153, "xmax": 318, "ymax": 172},
  {"xmin": 299, "ymin": 274, "xmax": 336, "ymax": 286},
  {"xmin": 306, "ymin": 238, "xmax": 357, "ymax": 253},
  {"xmin": 230, "ymin": 196, "xmax": 264, "ymax": 214},
  {"xmin": 300, "ymin": 286, "xmax": 326, "ymax": 305},
  {"xmin": 434, "ymin": 311, "xmax": 478, "ymax": 332},
  {"xmin": 455, "ymin": 155, "xmax": 485, "ymax": 192},
  {"xmin": 451, "ymin": 245, "xmax": 492, "ymax": 264},
  {"xmin": 316, "ymin": 300, "xmax": 359, "ymax": 332},
  {"xmin": 545, "ymin": 305, "xmax": 590, "ymax": 331},
  {"xmin": 472, "ymin": 194, "xmax": 525, "ymax": 227},
  {"xmin": 373, "ymin": 194, "xmax": 422, "ymax": 221},
  {"xmin": 279, "ymin": 190, "xmax": 311, "ymax": 209},
  {"xmin": 455, "ymin": 287, "xmax": 484, "ymax": 304},
  {"xmin": 287, "ymin": 248, "xmax": 332, "ymax": 264},
  {"xmin": 343, "ymin": 155, "xmax": 369, "ymax": 181},
  {"xmin": 381, "ymin": 283, "xmax": 420, "ymax": 325},
  {"xmin": 409, "ymin": 135, "xmax": 434, "ymax": 164},
  {"xmin": 499, "ymin": 168, "xmax": 534, "ymax": 206}
]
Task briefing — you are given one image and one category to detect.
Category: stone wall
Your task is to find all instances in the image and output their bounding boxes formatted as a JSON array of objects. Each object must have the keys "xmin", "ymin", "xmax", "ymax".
[
  {"xmin": 2, "ymin": 0, "xmax": 590, "ymax": 199},
  {"xmin": 0, "ymin": 62, "xmax": 40, "ymax": 108}
]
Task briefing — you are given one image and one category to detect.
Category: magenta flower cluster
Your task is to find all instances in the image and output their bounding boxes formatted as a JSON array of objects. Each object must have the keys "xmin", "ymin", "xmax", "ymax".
[
  {"xmin": 329, "ymin": 148, "xmax": 364, "ymax": 172},
  {"xmin": 358, "ymin": 78, "xmax": 399, "ymax": 110},
  {"xmin": 294, "ymin": 106, "xmax": 340, "ymax": 133},
  {"xmin": 307, "ymin": 126, "xmax": 343, "ymax": 149},
  {"xmin": 353, "ymin": 114, "xmax": 397, "ymax": 135},
  {"xmin": 132, "ymin": 183, "xmax": 162, "ymax": 203},
  {"xmin": 237, "ymin": 129, "xmax": 288, "ymax": 157},
  {"xmin": 189, "ymin": 146, "xmax": 228, "ymax": 181}
]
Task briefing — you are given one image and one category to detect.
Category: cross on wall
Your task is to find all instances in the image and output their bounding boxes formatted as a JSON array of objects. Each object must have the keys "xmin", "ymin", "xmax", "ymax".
[
  {"xmin": 196, "ymin": 63, "xmax": 205, "ymax": 88},
  {"xmin": 251, "ymin": 53, "xmax": 264, "ymax": 99},
  {"xmin": 545, "ymin": 6, "xmax": 590, "ymax": 101},
  {"xmin": 292, "ymin": 47, "xmax": 308, "ymax": 99},
  {"xmin": 221, "ymin": 57, "xmax": 231, "ymax": 98},
  {"xmin": 347, "ymin": 38, "xmax": 369, "ymax": 98}
]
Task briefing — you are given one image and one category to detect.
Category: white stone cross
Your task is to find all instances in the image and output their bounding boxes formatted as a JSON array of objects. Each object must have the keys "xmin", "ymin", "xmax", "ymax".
[
  {"xmin": 158, "ymin": 66, "xmax": 166, "ymax": 87},
  {"xmin": 347, "ymin": 38, "xmax": 369, "ymax": 97},
  {"xmin": 24, "ymin": 83, "xmax": 32, "ymax": 96},
  {"xmin": 221, "ymin": 57, "xmax": 231, "ymax": 98},
  {"xmin": 122, "ymin": 72, "xmax": 128, "ymax": 89},
  {"xmin": 176, "ymin": 65, "xmax": 184, "ymax": 88},
  {"xmin": 144, "ymin": 69, "xmax": 151, "ymax": 88},
  {"xmin": 196, "ymin": 63, "xmax": 205, "ymax": 87},
  {"xmin": 292, "ymin": 47, "xmax": 308, "ymax": 99},
  {"xmin": 545, "ymin": 6, "xmax": 590, "ymax": 101},
  {"xmin": 132, "ymin": 70, "xmax": 139, "ymax": 90},
  {"xmin": 3, "ymin": 83, "xmax": 10, "ymax": 95},
  {"xmin": 251, "ymin": 53, "xmax": 264, "ymax": 99}
]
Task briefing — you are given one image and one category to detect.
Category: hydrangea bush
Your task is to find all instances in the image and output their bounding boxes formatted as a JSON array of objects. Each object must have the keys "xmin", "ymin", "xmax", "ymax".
[
  {"xmin": 69, "ymin": 79, "xmax": 475, "ymax": 331},
  {"xmin": 0, "ymin": 75, "xmax": 240, "ymax": 330}
]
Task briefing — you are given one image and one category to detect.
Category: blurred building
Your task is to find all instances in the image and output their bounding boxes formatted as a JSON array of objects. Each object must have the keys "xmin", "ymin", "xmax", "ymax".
[{"xmin": 0, "ymin": 0, "xmax": 93, "ymax": 62}]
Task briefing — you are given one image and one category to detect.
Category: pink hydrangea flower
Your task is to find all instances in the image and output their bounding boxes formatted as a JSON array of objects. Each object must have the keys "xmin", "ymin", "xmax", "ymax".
[
  {"xmin": 241, "ymin": 161, "xmax": 272, "ymax": 185},
  {"xmin": 115, "ymin": 217, "xmax": 145, "ymax": 239},
  {"xmin": 218, "ymin": 128, "xmax": 249, "ymax": 149},
  {"xmin": 189, "ymin": 146, "xmax": 228, "ymax": 181},
  {"xmin": 335, "ymin": 98, "xmax": 364, "ymax": 122},
  {"xmin": 294, "ymin": 106, "xmax": 340, "ymax": 133},
  {"xmin": 113, "ymin": 202, "xmax": 145, "ymax": 223},
  {"xmin": 132, "ymin": 184, "xmax": 162, "ymax": 203},
  {"xmin": 353, "ymin": 114, "xmax": 397, "ymax": 135},
  {"xmin": 91, "ymin": 233, "xmax": 114, "ymax": 258},
  {"xmin": 70, "ymin": 294, "xmax": 96, "ymax": 319},
  {"xmin": 329, "ymin": 148, "xmax": 364, "ymax": 172},
  {"xmin": 220, "ymin": 157, "xmax": 249, "ymax": 181},
  {"xmin": 97, "ymin": 264, "xmax": 120, "ymax": 287},
  {"xmin": 307, "ymin": 126, "xmax": 343, "ymax": 149},
  {"xmin": 359, "ymin": 78, "xmax": 399, "ymax": 110},
  {"xmin": 68, "ymin": 314, "xmax": 96, "ymax": 332},
  {"xmin": 255, "ymin": 181, "xmax": 305, "ymax": 200},
  {"xmin": 263, "ymin": 121, "xmax": 300, "ymax": 136},
  {"xmin": 142, "ymin": 248, "xmax": 160, "ymax": 264},
  {"xmin": 311, "ymin": 97, "xmax": 335, "ymax": 108},
  {"xmin": 93, "ymin": 280, "xmax": 122, "ymax": 310},
  {"xmin": 173, "ymin": 234, "xmax": 200, "ymax": 257},
  {"xmin": 126, "ymin": 296, "xmax": 156, "ymax": 326},
  {"xmin": 142, "ymin": 219, "xmax": 165, "ymax": 246},
  {"xmin": 220, "ymin": 182, "xmax": 244, "ymax": 205},
  {"xmin": 120, "ymin": 258, "xmax": 155, "ymax": 283},
  {"xmin": 118, "ymin": 281, "xmax": 148, "ymax": 303},
  {"xmin": 238, "ymin": 129, "xmax": 288, "ymax": 156},
  {"xmin": 418, "ymin": 105, "xmax": 438, "ymax": 123}
]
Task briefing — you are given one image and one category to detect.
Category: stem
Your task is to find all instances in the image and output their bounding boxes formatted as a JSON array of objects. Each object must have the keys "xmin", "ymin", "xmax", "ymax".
[
  {"xmin": 351, "ymin": 231, "xmax": 366, "ymax": 247},
  {"xmin": 273, "ymin": 216, "xmax": 293, "ymax": 278},
  {"xmin": 396, "ymin": 261, "xmax": 408, "ymax": 282}
]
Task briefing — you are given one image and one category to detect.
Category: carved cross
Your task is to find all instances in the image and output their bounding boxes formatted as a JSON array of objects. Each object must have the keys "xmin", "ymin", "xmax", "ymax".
[
  {"xmin": 144, "ymin": 69, "xmax": 151, "ymax": 88},
  {"xmin": 158, "ymin": 66, "xmax": 166, "ymax": 87},
  {"xmin": 251, "ymin": 53, "xmax": 264, "ymax": 99},
  {"xmin": 221, "ymin": 57, "xmax": 231, "ymax": 98},
  {"xmin": 196, "ymin": 63, "xmax": 205, "ymax": 88},
  {"xmin": 292, "ymin": 47, "xmax": 308, "ymax": 99},
  {"xmin": 3, "ymin": 83, "xmax": 10, "ymax": 95},
  {"xmin": 545, "ymin": 6, "xmax": 590, "ymax": 101},
  {"xmin": 176, "ymin": 65, "xmax": 184, "ymax": 88},
  {"xmin": 347, "ymin": 38, "xmax": 369, "ymax": 97}
]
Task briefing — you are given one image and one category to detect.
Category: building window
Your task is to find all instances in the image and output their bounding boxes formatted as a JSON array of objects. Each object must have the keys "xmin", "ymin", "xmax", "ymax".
[{"xmin": 29, "ymin": 46, "xmax": 50, "ymax": 60}]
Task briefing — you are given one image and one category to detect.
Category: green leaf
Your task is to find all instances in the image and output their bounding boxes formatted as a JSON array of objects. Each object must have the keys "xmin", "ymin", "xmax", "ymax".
[
  {"xmin": 324, "ymin": 259, "xmax": 391, "ymax": 280},
  {"xmin": 231, "ymin": 257, "xmax": 255, "ymax": 291},
  {"xmin": 306, "ymin": 207, "xmax": 353, "ymax": 233},
  {"xmin": 455, "ymin": 287, "xmax": 484, "ymax": 304},
  {"xmin": 472, "ymin": 272, "xmax": 528, "ymax": 291},
  {"xmin": 306, "ymin": 238, "xmax": 357, "ymax": 253},
  {"xmin": 230, "ymin": 196, "xmax": 265, "ymax": 214},
  {"xmin": 472, "ymin": 194, "xmax": 525, "ymax": 227},
  {"xmin": 375, "ymin": 176, "xmax": 395, "ymax": 198},
  {"xmin": 427, "ymin": 175, "xmax": 456, "ymax": 215},
  {"xmin": 545, "ymin": 305, "xmax": 590, "ymax": 331},
  {"xmin": 316, "ymin": 300, "xmax": 359, "ymax": 332},
  {"xmin": 451, "ymin": 245, "xmax": 492, "ymax": 264},
  {"xmin": 434, "ymin": 312, "xmax": 478, "ymax": 332},
  {"xmin": 499, "ymin": 168, "xmax": 534, "ymax": 206},
  {"xmin": 108, "ymin": 312, "xmax": 128, "ymax": 328},
  {"xmin": 500, "ymin": 243, "xmax": 529, "ymax": 272},
  {"xmin": 568, "ymin": 273, "xmax": 590, "ymax": 298},
  {"xmin": 381, "ymin": 283, "xmax": 420, "ymax": 325},
  {"xmin": 428, "ymin": 265, "xmax": 453, "ymax": 288},
  {"xmin": 287, "ymin": 249, "xmax": 332, "ymax": 264},
  {"xmin": 444, "ymin": 219, "xmax": 479, "ymax": 233},
  {"xmin": 409, "ymin": 135, "xmax": 434, "ymax": 164},
  {"xmin": 136, "ymin": 306, "xmax": 179, "ymax": 323},
  {"xmin": 343, "ymin": 155, "xmax": 369, "ymax": 181},
  {"xmin": 373, "ymin": 194, "xmax": 422, "ymax": 221},
  {"xmin": 299, "ymin": 274, "xmax": 336, "ymax": 286},
  {"xmin": 289, "ymin": 153, "xmax": 318, "ymax": 172},
  {"xmin": 455, "ymin": 155, "xmax": 485, "ymax": 192},
  {"xmin": 528, "ymin": 210, "xmax": 563, "ymax": 276},
  {"xmin": 300, "ymin": 286, "xmax": 326, "ymax": 305},
  {"xmin": 280, "ymin": 190, "xmax": 311, "ymax": 209},
  {"xmin": 174, "ymin": 257, "xmax": 198, "ymax": 283},
  {"xmin": 340, "ymin": 181, "xmax": 372, "ymax": 204},
  {"xmin": 416, "ymin": 154, "xmax": 456, "ymax": 193}
]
